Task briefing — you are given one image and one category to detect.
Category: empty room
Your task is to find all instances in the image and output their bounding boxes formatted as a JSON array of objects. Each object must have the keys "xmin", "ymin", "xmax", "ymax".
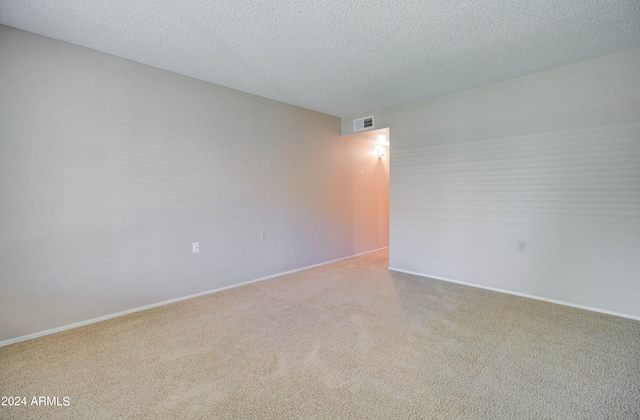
[{"xmin": 1, "ymin": 1, "xmax": 639, "ymax": 418}]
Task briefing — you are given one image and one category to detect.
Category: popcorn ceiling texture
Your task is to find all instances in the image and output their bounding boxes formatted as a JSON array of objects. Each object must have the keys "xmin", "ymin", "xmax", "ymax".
[
  {"xmin": 1, "ymin": 1, "xmax": 639, "ymax": 117},
  {"xmin": 1, "ymin": 250, "xmax": 639, "ymax": 418}
]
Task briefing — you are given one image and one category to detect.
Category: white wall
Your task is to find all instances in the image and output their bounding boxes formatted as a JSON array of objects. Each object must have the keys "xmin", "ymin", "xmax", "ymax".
[
  {"xmin": 343, "ymin": 48, "xmax": 640, "ymax": 319},
  {"xmin": 0, "ymin": 25, "xmax": 389, "ymax": 343}
]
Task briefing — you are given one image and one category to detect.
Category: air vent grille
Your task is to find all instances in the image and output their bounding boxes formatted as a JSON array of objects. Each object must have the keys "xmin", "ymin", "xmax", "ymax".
[{"xmin": 354, "ymin": 116, "xmax": 374, "ymax": 131}]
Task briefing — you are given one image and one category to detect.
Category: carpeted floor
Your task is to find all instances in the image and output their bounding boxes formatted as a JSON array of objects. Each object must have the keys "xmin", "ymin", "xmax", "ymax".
[{"xmin": 1, "ymin": 249, "xmax": 639, "ymax": 419}]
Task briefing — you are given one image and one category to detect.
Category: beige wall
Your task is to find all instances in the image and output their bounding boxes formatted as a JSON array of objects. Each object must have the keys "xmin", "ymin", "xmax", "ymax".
[
  {"xmin": 0, "ymin": 25, "xmax": 389, "ymax": 343},
  {"xmin": 343, "ymin": 48, "xmax": 640, "ymax": 319}
]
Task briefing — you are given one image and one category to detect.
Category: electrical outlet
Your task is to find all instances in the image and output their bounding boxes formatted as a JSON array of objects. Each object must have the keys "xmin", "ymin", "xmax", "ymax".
[
  {"xmin": 192, "ymin": 242, "xmax": 199, "ymax": 253},
  {"xmin": 261, "ymin": 232, "xmax": 267, "ymax": 242},
  {"xmin": 518, "ymin": 240, "xmax": 526, "ymax": 252}
]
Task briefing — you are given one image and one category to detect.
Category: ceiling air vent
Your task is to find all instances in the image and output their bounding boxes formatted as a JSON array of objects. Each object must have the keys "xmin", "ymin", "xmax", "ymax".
[{"xmin": 354, "ymin": 116, "xmax": 374, "ymax": 132}]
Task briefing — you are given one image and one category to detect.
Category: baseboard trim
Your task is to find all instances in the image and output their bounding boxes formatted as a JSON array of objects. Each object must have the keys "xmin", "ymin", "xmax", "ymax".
[
  {"xmin": 0, "ymin": 247, "xmax": 388, "ymax": 347},
  {"xmin": 388, "ymin": 267, "xmax": 640, "ymax": 322}
]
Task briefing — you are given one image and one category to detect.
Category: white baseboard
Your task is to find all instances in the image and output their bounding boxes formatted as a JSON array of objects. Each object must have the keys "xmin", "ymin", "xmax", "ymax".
[
  {"xmin": 388, "ymin": 267, "xmax": 640, "ymax": 322},
  {"xmin": 0, "ymin": 247, "xmax": 389, "ymax": 348}
]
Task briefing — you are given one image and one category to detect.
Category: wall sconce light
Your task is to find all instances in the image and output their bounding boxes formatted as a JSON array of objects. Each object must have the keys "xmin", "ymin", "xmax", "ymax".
[{"xmin": 377, "ymin": 148, "xmax": 385, "ymax": 159}]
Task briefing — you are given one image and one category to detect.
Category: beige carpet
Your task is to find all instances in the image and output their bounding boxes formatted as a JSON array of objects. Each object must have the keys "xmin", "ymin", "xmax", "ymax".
[{"xmin": 1, "ymin": 250, "xmax": 639, "ymax": 419}]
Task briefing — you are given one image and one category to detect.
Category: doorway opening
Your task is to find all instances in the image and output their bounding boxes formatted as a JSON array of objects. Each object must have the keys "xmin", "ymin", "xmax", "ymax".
[{"xmin": 343, "ymin": 127, "xmax": 390, "ymax": 263}]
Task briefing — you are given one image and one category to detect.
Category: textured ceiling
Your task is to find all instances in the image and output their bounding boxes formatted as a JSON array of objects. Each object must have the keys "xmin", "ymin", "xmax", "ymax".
[{"xmin": 1, "ymin": 1, "xmax": 640, "ymax": 118}]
